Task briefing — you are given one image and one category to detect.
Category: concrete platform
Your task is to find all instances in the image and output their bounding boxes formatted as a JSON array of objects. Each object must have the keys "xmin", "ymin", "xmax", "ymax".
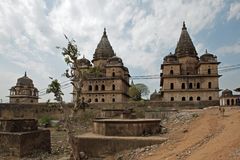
[{"xmin": 74, "ymin": 133, "xmax": 167, "ymax": 158}]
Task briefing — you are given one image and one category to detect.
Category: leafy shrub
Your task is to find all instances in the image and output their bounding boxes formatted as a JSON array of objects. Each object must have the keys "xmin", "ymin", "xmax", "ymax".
[{"xmin": 39, "ymin": 115, "xmax": 52, "ymax": 127}]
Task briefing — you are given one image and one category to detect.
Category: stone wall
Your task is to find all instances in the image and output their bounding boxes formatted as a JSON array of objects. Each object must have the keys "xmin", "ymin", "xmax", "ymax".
[
  {"xmin": 0, "ymin": 100, "xmax": 218, "ymax": 120},
  {"xmin": 0, "ymin": 103, "xmax": 68, "ymax": 119},
  {"xmin": 145, "ymin": 109, "xmax": 178, "ymax": 119}
]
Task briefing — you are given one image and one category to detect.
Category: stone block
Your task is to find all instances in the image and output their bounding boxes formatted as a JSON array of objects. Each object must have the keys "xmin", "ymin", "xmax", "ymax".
[
  {"xmin": 0, "ymin": 130, "xmax": 51, "ymax": 157},
  {"xmin": 0, "ymin": 119, "xmax": 37, "ymax": 132},
  {"xmin": 93, "ymin": 119, "xmax": 162, "ymax": 136}
]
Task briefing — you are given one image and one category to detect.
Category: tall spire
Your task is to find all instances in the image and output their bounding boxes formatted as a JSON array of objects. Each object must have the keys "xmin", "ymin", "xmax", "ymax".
[
  {"xmin": 92, "ymin": 28, "xmax": 115, "ymax": 61},
  {"xmin": 175, "ymin": 22, "xmax": 197, "ymax": 57},
  {"xmin": 24, "ymin": 71, "xmax": 27, "ymax": 77}
]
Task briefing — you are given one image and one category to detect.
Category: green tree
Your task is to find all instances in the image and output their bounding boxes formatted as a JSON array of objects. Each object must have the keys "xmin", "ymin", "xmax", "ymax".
[
  {"xmin": 56, "ymin": 35, "xmax": 85, "ymax": 112},
  {"xmin": 128, "ymin": 83, "xmax": 150, "ymax": 100},
  {"xmin": 135, "ymin": 83, "xmax": 150, "ymax": 98},
  {"xmin": 46, "ymin": 79, "xmax": 64, "ymax": 102},
  {"xmin": 47, "ymin": 35, "xmax": 86, "ymax": 160},
  {"xmin": 128, "ymin": 85, "xmax": 141, "ymax": 100}
]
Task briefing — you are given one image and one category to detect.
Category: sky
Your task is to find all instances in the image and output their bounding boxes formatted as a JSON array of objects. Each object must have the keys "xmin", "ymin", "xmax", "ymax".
[{"xmin": 0, "ymin": 0, "xmax": 239, "ymax": 103}]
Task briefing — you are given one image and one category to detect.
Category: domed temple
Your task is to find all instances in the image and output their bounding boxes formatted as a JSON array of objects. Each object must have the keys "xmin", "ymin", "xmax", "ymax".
[
  {"xmin": 150, "ymin": 22, "xmax": 221, "ymax": 107},
  {"xmin": 75, "ymin": 28, "xmax": 130, "ymax": 103},
  {"xmin": 220, "ymin": 89, "xmax": 240, "ymax": 106},
  {"xmin": 9, "ymin": 72, "xmax": 39, "ymax": 103}
]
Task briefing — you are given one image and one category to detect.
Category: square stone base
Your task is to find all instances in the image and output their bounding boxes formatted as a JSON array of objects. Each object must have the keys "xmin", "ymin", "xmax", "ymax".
[
  {"xmin": 74, "ymin": 133, "xmax": 167, "ymax": 158},
  {"xmin": 0, "ymin": 129, "xmax": 51, "ymax": 157}
]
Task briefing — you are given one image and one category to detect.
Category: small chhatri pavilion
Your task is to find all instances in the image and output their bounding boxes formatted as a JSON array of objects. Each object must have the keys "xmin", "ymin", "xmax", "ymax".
[{"xmin": 9, "ymin": 72, "xmax": 39, "ymax": 104}]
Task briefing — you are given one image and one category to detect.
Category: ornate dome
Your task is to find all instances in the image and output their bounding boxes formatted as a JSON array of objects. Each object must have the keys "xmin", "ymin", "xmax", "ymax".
[
  {"xmin": 92, "ymin": 28, "xmax": 115, "ymax": 61},
  {"xmin": 175, "ymin": 22, "xmax": 197, "ymax": 58},
  {"xmin": 77, "ymin": 56, "xmax": 91, "ymax": 67},
  {"xmin": 106, "ymin": 55, "xmax": 123, "ymax": 66},
  {"xmin": 164, "ymin": 52, "xmax": 178, "ymax": 63},
  {"xmin": 200, "ymin": 49, "xmax": 217, "ymax": 62},
  {"xmin": 16, "ymin": 72, "xmax": 34, "ymax": 87},
  {"xmin": 222, "ymin": 89, "xmax": 233, "ymax": 97}
]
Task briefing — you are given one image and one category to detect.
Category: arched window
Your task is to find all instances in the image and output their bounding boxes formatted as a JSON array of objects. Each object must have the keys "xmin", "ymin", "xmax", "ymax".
[
  {"xmin": 209, "ymin": 96, "xmax": 212, "ymax": 100},
  {"xmin": 197, "ymin": 97, "xmax": 201, "ymax": 101},
  {"xmin": 112, "ymin": 72, "xmax": 115, "ymax": 77},
  {"xmin": 171, "ymin": 97, "xmax": 174, "ymax": 101},
  {"xmin": 170, "ymin": 83, "xmax": 174, "ymax": 90},
  {"xmin": 95, "ymin": 98, "xmax": 98, "ymax": 102},
  {"xmin": 182, "ymin": 97, "xmax": 186, "ymax": 101},
  {"xmin": 88, "ymin": 85, "xmax": 92, "ymax": 91},
  {"xmin": 208, "ymin": 82, "xmax": 212, "ymax": 89},
  {"xmin": 208, "ymin": 68, "xmax": 211, "ymax": 74},
  {"xmin": 189, "ymin": 83, "xmax": 193, "ymax": 89},
  {"xmin": 102, "ymin": 98, "xmax": 105, "ymax": 102},
  {"xmin": 112, "ymin": 84, "xmax": 115, "ymax": 90},
  {"xmin": 170, "ymin": 70, "xmax": 173, "ymax": 75},
  {"xmin": 231, "ymin": 99, "xmax": 234, "ymax": 105},
  {"xmin": 95, "ymin": 85, "xmax": 99, "ymax": 91},
  {"xmin": 181, "ymin": 83, "xmax": 185, "ymax": 89},
  {"xmin": 112, "ymin": 98, "xmax": 115, "ymax": 102},
  {"xmin": 101, "ymin": 85, "xmax": 105, "ymax": 91},
  {"xmin": 189, "ymin": 97, "xmax": 193, "ymax": 101},
  {"xmin": 197, "ymin": 83, "xmax": 200, "ymax": 89}
]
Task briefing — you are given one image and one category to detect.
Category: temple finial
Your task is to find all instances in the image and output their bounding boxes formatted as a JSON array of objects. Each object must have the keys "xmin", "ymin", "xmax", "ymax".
[
  {"xmin": 24, "ymin": 71, "xmax": 27, "ymax": 77},
  {"xmin": 182, "ymin": 21, "xmax": 187, "ymax": 30},
  {"xmin": 103, "ymin": 28, "xmax": 107, "ymax": 36},
  {"xmin": 205, "ymin": 49, "xmax": 208, "ymax": 54},
  {"xmin": 131, "ymin": 79, "xmax": 134, "ymax": 85},
  {"xmin": 83, "ymin": 54, "xmax": 85, "ymax": 58}
]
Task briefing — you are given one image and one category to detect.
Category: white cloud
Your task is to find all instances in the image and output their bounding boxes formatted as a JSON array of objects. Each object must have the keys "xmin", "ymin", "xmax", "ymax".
[
  {"xmin": 227, "ymin": 2, "xmax": 240, "ymax": 21},
  {"xmin": 216, "ymin": 41, "xmax": 240, "ymax": 55},
  {"xmin": 47, "ymin": 0, "xmax": 224, "ymax": 74},
  {"xmin": 0, "ymin": 0, "xmax": 226, "ymax": 101}
]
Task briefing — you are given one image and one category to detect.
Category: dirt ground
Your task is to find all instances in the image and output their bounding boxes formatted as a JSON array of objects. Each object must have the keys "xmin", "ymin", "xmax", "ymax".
[
  {"xmin": 142, "ymin": 107, "xmax": 240, "ymax": 160},
  {"xmin": 1, "ymin": 106, "xmax": 240, "ymax": 160}
]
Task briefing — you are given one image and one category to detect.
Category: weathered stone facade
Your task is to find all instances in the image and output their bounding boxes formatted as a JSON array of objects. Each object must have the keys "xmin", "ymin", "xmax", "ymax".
[
  {"xmin": 151, "ymin": 22, "xmax": 221, "ymax": 106},
  {"xmin": 220, "ymin": 89, "xmax": 240, "ymax": 106},
  {"xmin": 74, "ymin": 29, "xmax": 130, "ymax": 103},
  {"xmin": 9, "ymin": 72, "xmax": 39, "ymax": 104}
]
